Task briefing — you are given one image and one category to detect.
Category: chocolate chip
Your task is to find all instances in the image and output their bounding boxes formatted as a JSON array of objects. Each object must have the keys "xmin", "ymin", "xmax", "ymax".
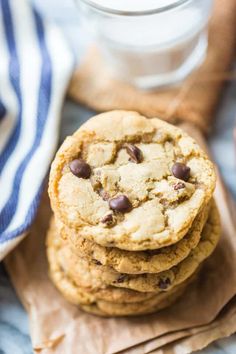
[
  {"xmin": 109, "ymin": 195, "xmax": 132, "ymax": 213},
  {"xmin": 171, "ymin": 162, "xmax": 190, "ymax": 181},
  {"xmin": 158, "ymin": 278, "xmax": 171, "ymax": 290},
  {"xmin": 101, "ymin": 213, "xmax": 113, "ymax": 225},
  {"xmin": 92, "ymin": 259, "xmax": 102, "ymax": 266},
  {"xmin": 173, "ymin": 181, "xmax": 186, "ymax": 190},
  {"xmin": 125, "ymin": 144, "xmax": 143, "ymax": 163},
  {"xmin": 69, "ymin": 159, "xmax": 91, "ymax": 179},
  {"xmin": 115, "ymin": 274, "xmax": 128, "ymax": 283}
]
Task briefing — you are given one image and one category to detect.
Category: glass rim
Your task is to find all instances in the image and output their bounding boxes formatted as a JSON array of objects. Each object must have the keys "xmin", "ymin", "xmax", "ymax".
[{"xmin": 78, "ymin": 0, "xmax": 192, "ymax": 16}]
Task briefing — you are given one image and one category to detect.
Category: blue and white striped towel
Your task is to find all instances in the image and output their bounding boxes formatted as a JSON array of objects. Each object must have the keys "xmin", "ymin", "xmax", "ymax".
[{"xmin": 0, "ymin": 0, "xmax": 74, "ymax": 260}]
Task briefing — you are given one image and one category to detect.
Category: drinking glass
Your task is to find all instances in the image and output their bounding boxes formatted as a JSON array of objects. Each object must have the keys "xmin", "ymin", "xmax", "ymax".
[{"xmin": 78, "ymin": 0, "xmax": 213, "ymax": 89}]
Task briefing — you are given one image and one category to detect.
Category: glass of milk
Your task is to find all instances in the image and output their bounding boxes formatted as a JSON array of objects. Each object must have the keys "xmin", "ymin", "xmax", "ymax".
[{"xmin": 78, "ymin": 0, "xmax": 213, "ymax": 89}]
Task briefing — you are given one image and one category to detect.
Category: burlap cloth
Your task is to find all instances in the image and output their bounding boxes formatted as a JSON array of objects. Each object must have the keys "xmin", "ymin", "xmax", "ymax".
[
  {"xmin": 68, "ymin": 0, "xmax": 236, "ymax": 134},
  {"xmin": 4, "ymin": 0, "xmax": 236, "ymax": 353}
]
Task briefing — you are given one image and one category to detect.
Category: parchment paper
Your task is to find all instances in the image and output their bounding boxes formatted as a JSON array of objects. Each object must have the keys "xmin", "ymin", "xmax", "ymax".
[
  {"xmin": 4, "ymin": 124, "xmax": 236, "ymax": 354},
  {"xmin": 120, "ymin": 297, "xmax": 236, "ymax": 353},
  {"xmin": 152, "ymin": 298, "xmax": 236, "ymax": 354}
]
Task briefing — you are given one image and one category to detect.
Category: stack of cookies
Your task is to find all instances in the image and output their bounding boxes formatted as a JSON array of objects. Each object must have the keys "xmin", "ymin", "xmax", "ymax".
[{"xmin": 47, "ymin": 111, "xmax": 220, "ymax": 317}]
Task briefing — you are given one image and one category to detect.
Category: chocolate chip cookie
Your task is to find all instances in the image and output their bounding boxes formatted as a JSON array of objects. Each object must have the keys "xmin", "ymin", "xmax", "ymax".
[
  {"xmin": 58, "ymin": 201, "xmax": 210, "ymax": 274},
  {"xmin": 47, "ymin": 227, "xmax": 158, "ymax": 304},
  {"xmin": 49, "ymin": 111, "xmax": 216, "ymax": 251},
  {"xmin": 49, "ymin": 200, "xmax": 219, "ymax": 293},
  {"xmin": 47, "ymin": 232, "xmax": 193, "ymax": 316},
  {"xmin": 79, "ymin": 282, "xmax": 188, "ymax": 317}
]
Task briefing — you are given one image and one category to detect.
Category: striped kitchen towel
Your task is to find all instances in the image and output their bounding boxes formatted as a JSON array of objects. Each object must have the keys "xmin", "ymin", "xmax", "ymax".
[{"xmin": 0, "ymin": 0, "xmax": 74, "ymax": 259}]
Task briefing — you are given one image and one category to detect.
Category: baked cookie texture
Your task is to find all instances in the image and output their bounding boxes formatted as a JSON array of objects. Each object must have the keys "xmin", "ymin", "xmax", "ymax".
[
  {"xmin": 47, "ymin": 200, "xmax": 219, "ymax": 294},
  {"xmin": 58, "ymin": 202, "xmax": 210, "ymax": 274},
  {"xmin": 47, "ymin": 227, "xmax": 196, "ymax": 316},
  {"xmin": 49, "ymin": 111, "xmax": 216, "ymax": 251},
  {"xmin": 47, "ymin": 110, "xmax": 219, "ymax": 317}
]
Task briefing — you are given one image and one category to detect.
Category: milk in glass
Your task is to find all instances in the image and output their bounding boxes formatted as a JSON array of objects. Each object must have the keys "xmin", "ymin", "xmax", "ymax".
[{"xmin": 79, "ymin": 0, "xmax": 213, "ymax": 89}]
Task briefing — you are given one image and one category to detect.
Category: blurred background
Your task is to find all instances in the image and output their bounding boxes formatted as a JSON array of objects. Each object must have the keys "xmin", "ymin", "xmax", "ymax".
[{"xmin": 0, "ymin": 0, "xmax": 236, "ymax": 353}]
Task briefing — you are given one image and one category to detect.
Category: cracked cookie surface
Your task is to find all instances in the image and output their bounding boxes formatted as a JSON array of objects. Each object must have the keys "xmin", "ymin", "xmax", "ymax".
[
  {"xmin": 58, "ymin": 202, "xmax": 210, "ymax": 274},
  {"xmin": 49, "ymin": 200, "xmax": 220, "ymax": 293},
  {"xmin": 49, "ymin": 111, "xmax": 216, "ymax": 250}
]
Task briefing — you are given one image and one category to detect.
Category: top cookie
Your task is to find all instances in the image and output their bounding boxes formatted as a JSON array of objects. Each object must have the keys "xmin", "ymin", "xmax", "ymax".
[{"xmin": 49, "ymin": 111, "xmax": 216, "ymax": 251}]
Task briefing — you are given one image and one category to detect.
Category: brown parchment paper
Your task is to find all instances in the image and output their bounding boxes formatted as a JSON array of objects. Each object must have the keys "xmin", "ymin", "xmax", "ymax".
[
  {"xmin": 4, "ymin": 124, "xmax": 236, "ymax": 354},
  {"xmin": 120, "ymin": 297, "xmax": 236, "ymax": 354},
  {"xmin": 68, "ymin": 0, "xmax": 236, "ymax": 133},
  {"xmin": 152, "ymin": 298, "xmax": 236, "ymax": 354}
]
